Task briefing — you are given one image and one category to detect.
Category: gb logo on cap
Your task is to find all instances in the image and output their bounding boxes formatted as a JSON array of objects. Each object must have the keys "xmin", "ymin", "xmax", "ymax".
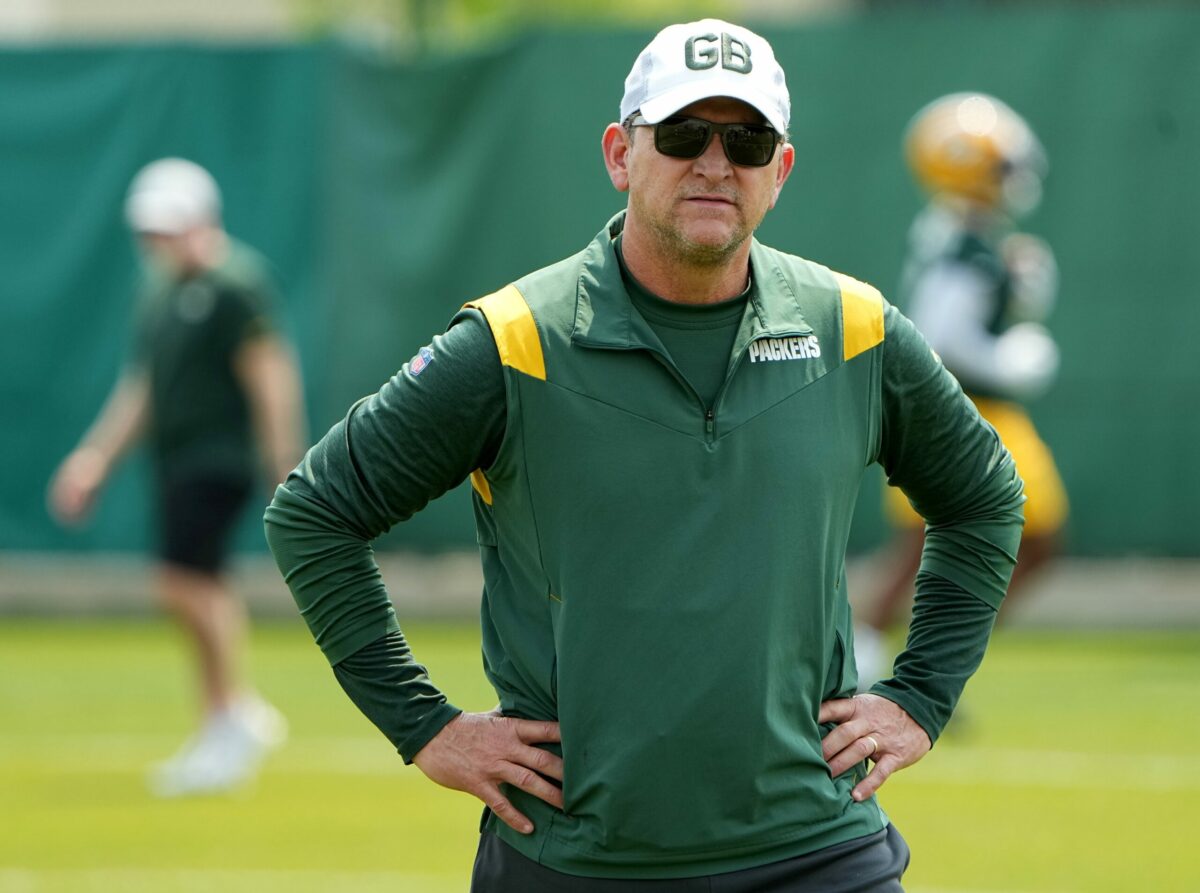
[{"xmin": 684, "ymin": 33, "xmax": 752, "ymax": 74}]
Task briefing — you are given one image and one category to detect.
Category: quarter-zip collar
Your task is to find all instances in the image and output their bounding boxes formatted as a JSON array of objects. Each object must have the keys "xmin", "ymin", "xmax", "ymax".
[{"xmin": 570, "ymin": 213, "xmax": 659, "ymax": 351}]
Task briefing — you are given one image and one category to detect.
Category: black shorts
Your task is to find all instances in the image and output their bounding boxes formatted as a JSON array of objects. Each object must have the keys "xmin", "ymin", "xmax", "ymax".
[
  {"xmin": 470, "ymin": 824, "xmax": 910, "ymax": 892},
  {"xmin": 156, "ymin": 471, "xmax": 254, "ymax": 575}
]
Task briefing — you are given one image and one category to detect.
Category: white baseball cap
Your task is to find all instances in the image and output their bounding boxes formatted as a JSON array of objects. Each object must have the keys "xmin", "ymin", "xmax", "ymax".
[
  {"xmin": 124, "ymin": 158, "xmax": 221, "ymax": 235},
  {"xmin": 620, "ymin": 19, "xmax": 790, "ymax": 135}
]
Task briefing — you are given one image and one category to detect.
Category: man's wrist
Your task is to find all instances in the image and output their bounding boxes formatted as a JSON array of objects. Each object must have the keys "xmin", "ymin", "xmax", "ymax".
[
  {"xmin": 866, "ymin": 682, "xmax": 942, "ymax": 747},
  {"xmin": 400, "ymin": 703, "xmax": 464, "ymax": 764}
]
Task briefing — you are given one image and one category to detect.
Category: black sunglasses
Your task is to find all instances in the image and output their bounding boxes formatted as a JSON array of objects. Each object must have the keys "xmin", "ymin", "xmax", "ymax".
[{"xmin": 629, "ymin": 114, "xmax": 781, "ymax": 168}]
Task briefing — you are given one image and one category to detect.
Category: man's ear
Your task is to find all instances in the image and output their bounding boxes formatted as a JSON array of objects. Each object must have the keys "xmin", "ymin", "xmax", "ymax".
[
  {"xmin": 602, "ymin": 123, "xmax": 632, "ymax": 193},
  {"xmin": 768, "ymin": 142, "xmax": 795, "ymax": 209}
]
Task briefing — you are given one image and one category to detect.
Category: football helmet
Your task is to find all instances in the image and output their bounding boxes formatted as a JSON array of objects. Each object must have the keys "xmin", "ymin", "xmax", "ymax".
[{"xmin": 905, "ymin": 93, "xmax": 1046, "ymax": 214}]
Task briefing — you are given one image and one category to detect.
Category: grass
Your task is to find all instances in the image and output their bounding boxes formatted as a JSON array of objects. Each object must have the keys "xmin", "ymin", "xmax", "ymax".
[{"xmin": 1, "ymin": 620, "xmax": 1198, "ymax": 892}]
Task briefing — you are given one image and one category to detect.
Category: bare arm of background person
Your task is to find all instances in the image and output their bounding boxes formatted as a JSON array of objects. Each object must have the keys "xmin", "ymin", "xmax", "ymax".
[
  {"xmin": 47, "ymin": 369, "xmax": 150, "ymax": 526},
  {"xmin": 235, "ymin": 334, "xmax": 307, "ymax": 490}
]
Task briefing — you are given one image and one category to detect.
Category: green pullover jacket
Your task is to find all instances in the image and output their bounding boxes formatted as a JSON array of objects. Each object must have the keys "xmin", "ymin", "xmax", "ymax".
[{"xmin": 265, "ymin": 213, "xmax": 1024, "ymax": 879}]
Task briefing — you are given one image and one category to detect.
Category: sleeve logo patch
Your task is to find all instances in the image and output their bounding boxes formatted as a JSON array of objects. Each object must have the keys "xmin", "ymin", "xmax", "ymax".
[{"xmin": 408, "ymin": 345, "xmax": 434, "ymax": 376}]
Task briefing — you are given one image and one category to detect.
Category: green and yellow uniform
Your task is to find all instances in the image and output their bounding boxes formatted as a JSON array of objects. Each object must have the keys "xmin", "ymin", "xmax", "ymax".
[
  {"xmin": 265, "ymin": 213, "xmax": 1023, "ymax": 879},
  {"xmin": 885, "ymin": 202, "xmax": 1067, "ymax": 536}
]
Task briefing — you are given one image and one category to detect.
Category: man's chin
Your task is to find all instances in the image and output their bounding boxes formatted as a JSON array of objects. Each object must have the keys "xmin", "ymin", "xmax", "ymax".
[
  {"xmin": 679, "ymin": 224, "xmax": 745, "ymax": 262},
  {"xmin": 643, "ymin": 214, "xmax": 747, "ymax": 266},
  {"xmin": 678, "ymin": 240, "xmax": 743, "ymax": 268}
]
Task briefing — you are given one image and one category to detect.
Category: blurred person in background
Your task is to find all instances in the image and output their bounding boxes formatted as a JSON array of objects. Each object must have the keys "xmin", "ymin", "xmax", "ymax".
[
  {"xmin": 854, "ymin": 94, "xmax": 1068, "ymax": 688},
  {"xmin": 266, "ymin": 21, "xmax": 1024, "ymax": 890},
  {"xmin": 48, "ymin": 158, "xmax": 306, "ymax": 797}
]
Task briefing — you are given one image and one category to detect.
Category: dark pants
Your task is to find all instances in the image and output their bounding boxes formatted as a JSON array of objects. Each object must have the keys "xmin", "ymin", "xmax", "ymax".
[
  {"xmin": 156, "ymin": 471, "xmax": 253, "ymax": 575},
  {"xmin": 470, "ymin": 825, "xmax": 910, "ymax": 892}
]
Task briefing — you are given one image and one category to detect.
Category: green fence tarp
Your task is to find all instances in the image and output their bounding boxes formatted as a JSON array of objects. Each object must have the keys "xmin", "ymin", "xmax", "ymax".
[{"xmin": 3, "ymin": 7, "xmax": 1198, "ymax": 556}]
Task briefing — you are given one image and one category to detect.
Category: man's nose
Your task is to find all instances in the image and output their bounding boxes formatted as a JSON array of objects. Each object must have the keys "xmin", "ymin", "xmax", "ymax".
[{"xmin": 691, "ymin": 132, "xmax": 733, "ymax": 178}]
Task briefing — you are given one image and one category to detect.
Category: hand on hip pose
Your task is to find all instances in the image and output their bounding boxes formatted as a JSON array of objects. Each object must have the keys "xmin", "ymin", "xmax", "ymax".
[
  {"xmin": 413, "ymin": 709, "xmax": 563, "ymax": 834},
  {"xmin": 819, "ymin": 693, "xmax": 932, "ymax": 802}
]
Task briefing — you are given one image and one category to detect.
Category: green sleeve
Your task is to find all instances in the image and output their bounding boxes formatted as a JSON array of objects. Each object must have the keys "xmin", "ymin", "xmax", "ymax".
[
  {"xmin": 333, "ymin": 630, "xmax": 457, "ymax": 763},
  {"xmin": 214, "ymin": 276, "xmax": 277, "ymax": 357},
  {"xmin": 867, "ymin": 302, "xmax": 1024, "ymax": 742},
  {"xmin": 216, "ymin": 241, "xmax": 285, "ymax": 349},
  {"xmin": 263, "ymin": 309, "xmax": 505, "ymax": 760}
]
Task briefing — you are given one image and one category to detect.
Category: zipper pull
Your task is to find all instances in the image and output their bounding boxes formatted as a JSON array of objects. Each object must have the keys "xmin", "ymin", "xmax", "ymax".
[{"xmin": 705, "ymin": 408, "xmax": 715, "ymax": 435}]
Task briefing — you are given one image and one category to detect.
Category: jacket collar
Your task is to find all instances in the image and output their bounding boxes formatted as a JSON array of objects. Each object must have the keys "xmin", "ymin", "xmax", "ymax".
[{"xmin": 571, "ymin": 211, "xmax": 813, "ymax": 353}]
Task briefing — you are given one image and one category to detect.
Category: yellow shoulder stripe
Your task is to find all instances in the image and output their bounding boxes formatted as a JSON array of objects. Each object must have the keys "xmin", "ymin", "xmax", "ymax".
[
  {"xmin": 833, "ymin": 272, "xmax": 885, "ymax": 362},
  {"xmin": 463, "ymin": 284, "xmax": 544, "ymax": 506},
  {"xmin": 470, "ymin": 469, "xmax": 493, "ymax": 505},
  {"xmin": 464, "ymin": 284, "xmax": 546, "ymax": 381}
]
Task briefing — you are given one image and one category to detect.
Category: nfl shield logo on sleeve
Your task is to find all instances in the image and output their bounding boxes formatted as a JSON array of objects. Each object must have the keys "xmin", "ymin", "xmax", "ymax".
[{"xmin": 408, "ymin": 346, "xmax": 434, "ymax": 376}]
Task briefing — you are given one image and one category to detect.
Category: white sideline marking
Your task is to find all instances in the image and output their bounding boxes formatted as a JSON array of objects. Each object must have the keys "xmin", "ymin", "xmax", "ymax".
[
  {"xmin": 896, "ymin": 746, "xmax": 1200, "ymax": 793},
  {"xmin": 3, "ymin": 737, "xmax": 1198, "ymax": 792},
  {"xmin": 909, "ymin": 888, "xmax": 1061, "ymax": 893}
]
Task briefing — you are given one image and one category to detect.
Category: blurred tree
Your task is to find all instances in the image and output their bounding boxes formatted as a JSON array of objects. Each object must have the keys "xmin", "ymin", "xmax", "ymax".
[{"xmin": 288, "ymin": 0, "xmax": 737, "ymax": 49}]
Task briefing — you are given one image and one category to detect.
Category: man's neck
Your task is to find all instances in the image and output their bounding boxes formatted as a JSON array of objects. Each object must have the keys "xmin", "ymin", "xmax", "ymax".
[
  {"xmin": 177, "ymin": 228, "xmax": 229, "ymax": 278},
  {"xmin": 619, "ymin": 224, "xmax": 751, "ymax": 306}
]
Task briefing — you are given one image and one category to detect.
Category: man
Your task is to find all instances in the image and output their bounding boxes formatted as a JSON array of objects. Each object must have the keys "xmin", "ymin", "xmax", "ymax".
[
  {"xmin": 49, "ymin": 158, "xmax": 306, "ymax": 797},
  {"xmin": 265, "ymin": 21, "xmax": 1023, "ymax": 891},
  {"xmin": 854, "ymin": 93, "xmax": 1067, "ymax": 688}
]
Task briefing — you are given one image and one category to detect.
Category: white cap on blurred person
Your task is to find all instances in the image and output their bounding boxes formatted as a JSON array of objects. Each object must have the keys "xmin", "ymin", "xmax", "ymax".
[
  {"xmin": 125, "ymin": 158, "xmax": 221, "ymax": 235},
  {"xmin": 620, "ymin": 19, "xmax": 790, "ymax": 136}
]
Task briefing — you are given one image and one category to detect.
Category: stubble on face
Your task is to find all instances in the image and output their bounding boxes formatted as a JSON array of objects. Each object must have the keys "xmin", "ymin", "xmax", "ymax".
[
  {"xmin": 624, "ymin": 99, "xmax": 777, "ymax": 271},
  {"xmin": 632, "ymin": 186, "xmax": 751, "ymax": 269}
]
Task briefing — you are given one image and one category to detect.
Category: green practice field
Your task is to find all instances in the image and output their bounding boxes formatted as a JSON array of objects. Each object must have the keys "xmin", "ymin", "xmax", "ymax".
[{"xmin": 2, "ymin": 620, "xmax": 1197, "ymax": 893}]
